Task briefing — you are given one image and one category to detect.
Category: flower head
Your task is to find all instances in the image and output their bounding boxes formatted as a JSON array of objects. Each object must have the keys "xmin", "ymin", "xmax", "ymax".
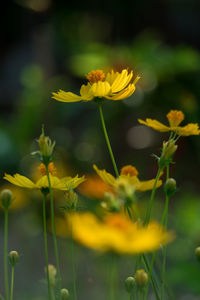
[
  {"xmin": 93, "ymin": 164, "xmax": 162, "ymax": 193},
  {"xmin": 4, "ymin": 163, "xmax": 85, "ymax": 192},
  {"xmin": 52, "ymin": 69, "xmax": 140, "ymax": 103},
  {"xmin": 55, "ymin": 212, "xmax": 174, "ymax": 254},
  {"xmin": 138, "ymin": 110, "xmax": 200, "ymax": 136}
]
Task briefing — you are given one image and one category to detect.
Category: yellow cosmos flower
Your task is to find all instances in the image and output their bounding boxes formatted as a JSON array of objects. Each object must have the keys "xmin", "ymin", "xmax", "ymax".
[
  {"xmin": 93, "ymin": 164, "xmax": 162, "ymax": 193},
  {"xmin": 4, "ymin": 163, "xmax": 85, "ymax": 191},
  {"xmin": 138, "ymin": 110, "xmax": 200, "ymax": 136},
  {"xmin": 52, "ymin": 69, "xmax": 140, "ymax": 102},
  {"xmin": 55, "ymin": 212, "xmax": 174, "ymax": 254}
]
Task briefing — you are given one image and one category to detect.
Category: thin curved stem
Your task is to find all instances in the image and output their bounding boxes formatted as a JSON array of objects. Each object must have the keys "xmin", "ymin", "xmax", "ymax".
[
  {"xmin": 45, "ymin": 166, "xmax": 62, "ymax": 295},
  {"xmin": 10, "ymin": 266, "xmax": 14, "ymax": 300},
  {"xmin": 4, "ymin": 208, "xmax": 9, "ymax": 300},
  {"xmin": 144, "ymin": 167, "xmax": 162, "ymax": 226},
  {"xmin": 98, "ymin": 101, "xmax": 119, "ymax": 178},
  {"xmin": 161, "ymin": 165, "xmax": 170, "ymax": 300},
  {"xmin": 42, "ymin": 194, "xmax": 51, "ymax": 300},
  {"xmin": 142, "ymin": 255, "xmax": 160, "ymax": 300},
  {"xmin": 144, "ymin": 251, "xmax": 156, "ymax": 300}
]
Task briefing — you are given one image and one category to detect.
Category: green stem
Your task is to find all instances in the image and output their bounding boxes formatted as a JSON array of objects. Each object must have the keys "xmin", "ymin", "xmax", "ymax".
[
  {"xmin": 4, "ymin": 208, "xmax": 9, "ymax": 300},
  {"xmin": 42, "ymin": 194, "xmax": 51, "ymax": 300},
  {"xmin": 97, "ymin": 101, "xmax": 119, "ymax": 178},
  {"xmin": 144, "ymin": 251, "xmax": 156, "ymax": 300},
  {"xmin": 161, "ymin": 165, "xmax": 170, "ymax": 300},
  {"xmin": 142, "ymin": 255, "xmax": 160, "ymax": 300},
  {"xmin": 138, "ymin": 289, "xmax": 145, "ymax": 300},
  {"xmin": 10, "ymin": 266, "xmax": 14, "ymax": 300},
  {"xmin": 45, "ymin": 166, "xmax": 62, "ymax": 293},
  {"xmin": 144, "ymin": 167, "xmax": 162, "ymax": 226},
  {"xmin": 70, "ymin": 219, "xmax": 77, "ymax": 300}
]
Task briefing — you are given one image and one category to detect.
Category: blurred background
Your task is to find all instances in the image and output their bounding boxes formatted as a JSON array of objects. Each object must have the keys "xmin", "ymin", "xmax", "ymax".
[{"xmin": 1, "ymin": 0, "xmax": 200, "ymax": 299}]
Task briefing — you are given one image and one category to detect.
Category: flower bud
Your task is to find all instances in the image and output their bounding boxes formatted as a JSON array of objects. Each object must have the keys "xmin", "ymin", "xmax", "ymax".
[
  {"xmin": 0, "ymin": 189, "xmax": 13, "ymax": 209},
  {"xmin": 164, "ymin": 178, "xmax": 176, "ymax": 196},
  {"xmin": 159, "ymin": 140, "xmax": 177, "ymax": 168},
  {"xmin": 195, "ymin": 247, "xmax": 200, "ymax": 262},
  {"xmin": 64, "ymin": 190, "xmax": 78, "ymax": 210},
  {"xmin": 45, "ymin": 264, "xmax": 57, "ymax": 287},
  {"xmin": 124, "ymin": 276, "xmax": 135, "ymax": 293},
  {"xmin": 9, "ymin": 251, "xmax": 19, "ymax": 267},
  {"xmin": 135, "ymin": 269, "xmax": 148, "ymax": 288},
  {"xmin": 60, "ymin": 288, "xmax": 70, "ymax": 300},
  {"xmin": 37, "ymin": 128, "xmax": 55, "ymax": 163}
]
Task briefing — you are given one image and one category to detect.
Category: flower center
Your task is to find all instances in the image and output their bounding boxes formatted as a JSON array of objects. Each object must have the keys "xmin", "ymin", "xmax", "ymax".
[
  {"xmin": 38, "ymin": 162, "xmax": 57, "ymax": 176},
  {"xmin": 86, "ymin": 70, "xmax": 105, "ymax": 83},
  {"xmin": 167, "ymin": 110, "xmax": 184, "ymax": 127},
  {"xmin": 105, "ymin": 215, "xmax": 130, "ymax": 230},
  {"xmin": 120, "ymin": 165, "xmax": 139, "ymax": 177}
]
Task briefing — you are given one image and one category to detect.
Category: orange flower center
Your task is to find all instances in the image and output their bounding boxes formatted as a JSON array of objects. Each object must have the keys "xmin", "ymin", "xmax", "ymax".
[
  {"xmin": 120, "ymin": 165, "xmax": 139, "ymax": 177},
  {"xmin": 38, "ymin": 162, "xmax": 57, "ymax": 176},
  {"xmin": 86, "ymin": 70, "xmax": 105, "ymax": 83},
  {"xmin": 105, "ymin": 215, "xmax": 130, "ymax": 230},
  {"xmin": 166, "ymin": 110, "xmax": 184, "ymax": 127}
]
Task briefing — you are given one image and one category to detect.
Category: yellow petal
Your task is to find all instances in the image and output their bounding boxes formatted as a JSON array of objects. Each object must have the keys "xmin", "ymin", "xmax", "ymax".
[
  {"xmin": 52, "ymin": 90, "xmax": 83, "ymax": 102},
  {"xmin": 106, "ymin": 83, "xmax": 135, "ymax": 100},
  {"xmin": 93, "ymin": 165, "xmax": 116, "ymax": 186},
  {"xmin": 61, "ymin": 175, "xmax": 85, "ymax": 189},
  {"xmin": 4, "ymin": 174, "xmax": 36, "ymax": 189},
  {"xmin": 111, "ymin": 69, "xmax": 133, "ymax": 93},
  {"xmin": 136, "ymin": 179, "xmax": 162, "ymax": 192},
  {"xmin": 176, "ymin": 123, "xmax": 200, "ymax": 136},
  {"xmin": 138, "ymin": 119, "xmax": 170, "ymax": 132},
  {"xmin": 105, "ymin": 70, "xmax": 120, "ymax": 85},
  {"xmin": 90, "ymin": 81, "xmax": 111, "ymax": 97},
  {"xmin": 80, "ymin": 84, "xmax": 94, "ymax": 101}
]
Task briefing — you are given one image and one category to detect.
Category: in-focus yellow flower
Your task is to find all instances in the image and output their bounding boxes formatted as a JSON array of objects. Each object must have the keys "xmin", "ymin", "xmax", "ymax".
[
  {"xmin": 138, "ymin": 110, "xmax": 200, "ymax": 136},
  {"xmin": 52, "ymin": 69, "xmax": 140, "ymax": 102},
  {"xmin": 78, "ymin": 175, "xmax": 114, "ymax": 199},
  {"xmin": 4, "ymin": 163, "xmax": 85, "ymax": 192},
  {"xmin": 55, "ymin": 212, "xmax": 174, "ymax": 254},
  {"xmin": 93, "ymin": 164, "xmax": 162, "ymax": 193}
]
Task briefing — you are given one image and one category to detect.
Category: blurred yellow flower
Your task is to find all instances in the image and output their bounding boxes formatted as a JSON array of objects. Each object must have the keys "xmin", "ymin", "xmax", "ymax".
[
  {"xmin": 52, "ymin": 69, "xmax": 140, "ymax": 102},
  {"xmin": 93, "ymin": 164, "xmax": 162, "ymax": 192},
  {"xmin": 138, "ymin": 110, "xmax": 200, "ymax": 136},
  {"xmin": 55, "ymin": 212, "xmax": 174, "ymax": 254},
  {"xmin": 4, "ymin": 163, "xmax": 85, "ymax": 191},
  {"xmin": 78, "ymin": 175, "xmax": 114, "ymax": 199}
]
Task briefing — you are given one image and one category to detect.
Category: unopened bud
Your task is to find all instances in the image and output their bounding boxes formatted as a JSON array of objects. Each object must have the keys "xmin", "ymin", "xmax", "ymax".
[
  {"xmin": 135, "ymin": 269, "xmax": 148, "ymax": 288},
  {"xmin": 124, "ymin": 276, "xmax": 135, "ymax": 293},
  {"xmin": 45, "ymin": 264, "xmax": 57, "ymax": 286},
  {"xmin": 60, "ymin": 288, "xmax": 70, "ymax": 300},
  {"xmin": 0, "ymin": 189, "xmax": 13, "ymax": 209},
  {"xmin": 9, "ymin": 251, "xmax": 19, "ymax": 267},
  {"xmin": 64, "ymin": 190, "xmax": 78, "ymax": 210},
  {"xmin": 159, "ymin": 140, "xmax": 177, "ymax": 168},
  {"xmin": 164, "ymin": 178, "xmax": 176, "ymax": 196},
  {"xmin": 37, "ymin": 128, "xmax": 55, "ymax": 163},
  {"xmin": 195, "ymin": 247, "xmax": 200, "ymax": 262}
]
